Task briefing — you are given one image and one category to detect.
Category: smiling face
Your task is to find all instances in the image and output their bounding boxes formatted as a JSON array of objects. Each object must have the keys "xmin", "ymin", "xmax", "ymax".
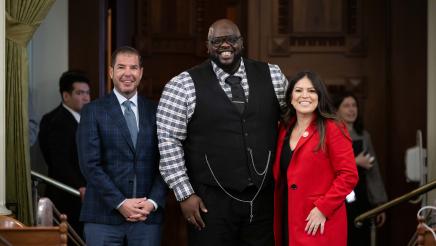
[
  {"xmin": 207, "ymin": 19, "xmax": 243, "ymax": 73},
  {"xmin": 290, "ymin": 76, "xmax": 319, "ymax": 116},
  {"xmin": 337, "ymin": 96, "xmax": 358, "ymax": 124},
  {"xmin": 109, "ymin": 52, "xmax": 143, "ymax": 99}
]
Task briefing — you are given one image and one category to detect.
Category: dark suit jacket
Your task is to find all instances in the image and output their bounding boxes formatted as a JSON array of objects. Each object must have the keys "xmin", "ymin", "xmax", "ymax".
[
  {"xmin": 38, "ymin": 104, "xmax": 85, "ymax": 234},
  {"xmin": 76, "ymin": 92, "xmax": 167, "ymax": 225}
]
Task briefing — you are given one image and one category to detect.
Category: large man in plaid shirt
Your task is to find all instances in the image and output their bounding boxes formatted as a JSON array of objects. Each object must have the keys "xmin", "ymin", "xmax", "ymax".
[{"xmin": 157, "ymin": 19, "xmax": 288, "ymax": 246}]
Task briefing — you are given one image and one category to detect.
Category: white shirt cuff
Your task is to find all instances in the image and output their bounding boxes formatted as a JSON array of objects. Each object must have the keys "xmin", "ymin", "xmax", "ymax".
[
  {"xmin": 148, "ymin": 199, "xmax": 158, "ymax": 211},
  {"xmin": 116, "ymin": 199, "xmax": 127, "ymax": 209}
]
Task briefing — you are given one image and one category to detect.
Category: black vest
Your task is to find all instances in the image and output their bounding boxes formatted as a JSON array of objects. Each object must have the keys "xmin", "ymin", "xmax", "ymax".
[{"xmin": 185, "ymin": 58, "xmax": 280, "ymax": 192}]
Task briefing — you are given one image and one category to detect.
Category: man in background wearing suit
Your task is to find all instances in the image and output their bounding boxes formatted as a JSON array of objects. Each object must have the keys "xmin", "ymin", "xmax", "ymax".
[
  {"xmin": 77, "ymin": 46, "xmax": 167, "ymax": 246},
  {"xmin": 38, "ymin": 71, "xmax": 91, "ymax": 240}
]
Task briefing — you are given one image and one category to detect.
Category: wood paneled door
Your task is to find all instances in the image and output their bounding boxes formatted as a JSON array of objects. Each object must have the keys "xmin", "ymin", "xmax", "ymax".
[
  {"xmin": 132, "ymin": 1, "xmax": 247, "ymax": 245},
  {"xmin": 134, "ymin": 0, "xmax": 247, "ymax": 101}
]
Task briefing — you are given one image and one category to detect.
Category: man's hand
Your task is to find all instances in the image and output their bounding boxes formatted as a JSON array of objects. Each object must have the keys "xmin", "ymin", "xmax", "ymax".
[
  {"xmin": 180, "ymin": 194, "xmax": 208, "ymax": 230},
  {"xmin": 118, "ymin": 198, "xmax": 149, "ymax": 222},
  {"xmin": 79, "ymin": 187, "xmax": 86, "ymax": 202},
  {"xmin": 128, "ymin": 200, "xmax": 155, "ymax": 220}
]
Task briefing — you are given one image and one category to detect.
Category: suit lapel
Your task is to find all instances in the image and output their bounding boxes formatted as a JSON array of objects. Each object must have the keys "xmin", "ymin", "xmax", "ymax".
[
  {"xmin": 106, "ymin": 93, "xmax": 135, "ymax": 153},
  {"xmin": 244, "ymin": 58, "xmax": 259, "ymax": 117},
  {"xmin": 136, "ymin": 96, "xmax": 156, "ymax": 160},
  {"xmin": 59, "ymin": 105, "xmax": 78, "ymax": 129}
]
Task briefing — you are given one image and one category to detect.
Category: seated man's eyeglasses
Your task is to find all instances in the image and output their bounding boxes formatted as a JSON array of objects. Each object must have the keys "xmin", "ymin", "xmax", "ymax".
[{"xmin": 208, "ymin": 35, "xmax": 241, "ymax": 47}]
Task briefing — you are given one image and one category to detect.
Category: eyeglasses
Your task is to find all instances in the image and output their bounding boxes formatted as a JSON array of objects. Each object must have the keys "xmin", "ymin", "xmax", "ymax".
[{"xmin": 208, "ymin": 35, "xmax": 242, "ymax": 47}]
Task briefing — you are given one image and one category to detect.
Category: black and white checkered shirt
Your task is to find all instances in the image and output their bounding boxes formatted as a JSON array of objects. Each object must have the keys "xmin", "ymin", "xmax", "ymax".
[{"xmin": 157, "ymin": 60, "xmax": 288, "ymax": 201}]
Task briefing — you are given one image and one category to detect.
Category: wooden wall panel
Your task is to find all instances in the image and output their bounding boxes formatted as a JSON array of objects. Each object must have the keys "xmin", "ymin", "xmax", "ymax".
[
  {"xmin": 385, "ymin": 0, "xmax": 427, "ymax": 245},
  {"xmin": 134, "ymin": 0, "xmax": 247, "ymax": 100},
  {"xmin": 69, "ymin": 0, "xmax": 108, "ymax": 99},
  {"xmin": 67, "ymin": 0, "xmax": 427, "ymax": 245}
]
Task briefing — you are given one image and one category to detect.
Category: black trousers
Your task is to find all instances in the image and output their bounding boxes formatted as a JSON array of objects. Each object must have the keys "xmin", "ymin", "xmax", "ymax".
[
  {"xmin": 346, "ymin": 202, "xmax": 371, "ymax": 246},
  {"xmin": 188, "ymin": 183, "xmax": 274, "ymax": 246}
]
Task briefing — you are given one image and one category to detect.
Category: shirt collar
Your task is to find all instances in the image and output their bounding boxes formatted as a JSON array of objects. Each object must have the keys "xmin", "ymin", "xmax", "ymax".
[
  {"xmin": 62, "ymin": 103, "xmax": 81, "ymax": 123},
  {"xmin": 211, "ymin": 59, "xmax": 246, "ymax": 82},
  {"xmin": 113, "ymin": 88, "xmax": 138, "ymax": 107}
]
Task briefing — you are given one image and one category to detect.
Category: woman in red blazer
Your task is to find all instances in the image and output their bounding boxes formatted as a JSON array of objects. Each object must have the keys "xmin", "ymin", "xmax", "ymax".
[{"xmin": 273, "ymin": 70, "xmax": 358, "ymax": 246}]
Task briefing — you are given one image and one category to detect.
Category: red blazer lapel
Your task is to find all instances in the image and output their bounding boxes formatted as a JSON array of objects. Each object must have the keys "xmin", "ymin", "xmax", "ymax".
[{"xmin": 293, "ymin": 120, "xmax": 317, "ymax": 153}]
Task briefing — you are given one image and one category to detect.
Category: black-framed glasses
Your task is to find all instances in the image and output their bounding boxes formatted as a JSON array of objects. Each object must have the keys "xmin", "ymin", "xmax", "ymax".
[{"xmin": 208, "ymin": 35, "xmax": 242, "ymax": 47}]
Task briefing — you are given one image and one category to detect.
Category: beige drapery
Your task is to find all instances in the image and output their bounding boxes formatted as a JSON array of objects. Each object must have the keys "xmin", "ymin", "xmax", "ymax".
[{"xmin": 5, "ymin": 0, "xmax": 55, "ymax": 225}]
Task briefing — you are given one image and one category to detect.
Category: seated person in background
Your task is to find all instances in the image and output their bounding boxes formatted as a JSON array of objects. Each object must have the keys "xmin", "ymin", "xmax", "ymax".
[
  {"xmin": 38, "ymin": 70, "xmax": 91, "ymax": 239},
  {"xmin": 333, "ymin": 91, "xmax": 388, "ymax": 246}
]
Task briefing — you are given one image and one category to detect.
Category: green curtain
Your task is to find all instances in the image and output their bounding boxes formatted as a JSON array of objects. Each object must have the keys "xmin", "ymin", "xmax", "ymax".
[{"xmin": 5, "ymin": 0, "xmax": 55, "ymax": 225}]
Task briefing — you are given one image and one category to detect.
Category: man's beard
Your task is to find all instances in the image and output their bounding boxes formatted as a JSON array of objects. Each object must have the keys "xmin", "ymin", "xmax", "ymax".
[{"xmin": 210, "ymin": 53, "xmax": 242, "ymax": 74}]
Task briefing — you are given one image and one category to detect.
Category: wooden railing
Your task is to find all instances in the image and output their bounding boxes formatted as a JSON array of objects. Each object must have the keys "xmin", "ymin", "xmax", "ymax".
[
  {"xmin": 30, "ymin": 171, "xmax": 85, "ymax": 246},
  {"xmin": 0, "ymin": 214, "xmax": 68, "ymax": 246}
]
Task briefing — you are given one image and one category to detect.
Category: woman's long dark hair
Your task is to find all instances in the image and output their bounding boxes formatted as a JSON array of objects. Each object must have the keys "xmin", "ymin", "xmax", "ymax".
[
  {"xmin": 283, "ymin": 70, "xmax": 336, "ymax": 150},
  {"xmin": 332, "ymin": 91, "xmax": 364, "ymax": 135}
]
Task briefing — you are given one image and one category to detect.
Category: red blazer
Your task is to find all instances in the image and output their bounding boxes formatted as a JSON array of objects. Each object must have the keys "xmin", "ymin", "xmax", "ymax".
[{"xmin": 273, "ymin": 118, "xmax": 358, "ymax": 246}]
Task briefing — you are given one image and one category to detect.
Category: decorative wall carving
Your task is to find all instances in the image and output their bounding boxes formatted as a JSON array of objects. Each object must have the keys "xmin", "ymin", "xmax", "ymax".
[
  {"xmin": 269, "ymin": 35, "xmax": 290, "ymax": 56},
  {"xmin": 271, "ymin": 0, "xmax": 364, "ymax": 56},
  {"xmin": 326, "ymin": 76, "xmax": 366, "ymax": 96},
  {"xmin": 194, "ymin": 0, "xmax": 207, "ymax": 56}
]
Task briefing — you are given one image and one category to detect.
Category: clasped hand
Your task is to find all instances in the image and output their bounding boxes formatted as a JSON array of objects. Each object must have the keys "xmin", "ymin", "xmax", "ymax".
[{"xmin": 118, "ymin": 197, "xmax": 155, "ymax": 222}]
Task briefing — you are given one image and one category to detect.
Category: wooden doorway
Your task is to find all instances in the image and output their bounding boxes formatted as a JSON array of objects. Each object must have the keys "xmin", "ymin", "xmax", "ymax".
[
  {"xmin": 133, "ymin": 0, "xmax": 248, "ymax": 101},
  {"xmin": 131, "ymin": 1, "xmax": 247, "ymax": 245}
]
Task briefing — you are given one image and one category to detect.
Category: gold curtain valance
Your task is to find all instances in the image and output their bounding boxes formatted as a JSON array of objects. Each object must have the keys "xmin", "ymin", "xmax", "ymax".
[{"xmin": 5, "ymin": 12, "xmax": 41, "ymax": 47}]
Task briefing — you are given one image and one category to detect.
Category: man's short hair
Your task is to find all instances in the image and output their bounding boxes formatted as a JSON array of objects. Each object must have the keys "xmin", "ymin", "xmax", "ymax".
[
  {"xmin": 111, "ymin": 46, "xmax": 143, "ymax": 68},
  {"xmin": 59, "ymin": 70, "xmax": 90, "ymax": 96}
]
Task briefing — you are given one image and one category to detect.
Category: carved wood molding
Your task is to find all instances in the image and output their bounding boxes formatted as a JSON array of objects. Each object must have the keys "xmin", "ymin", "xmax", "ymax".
[
  {"xmin": 271, "ymin": 0, "xmax": 365, "ymax": 56},
  {"xmin": 135, "ymin": 0, "xmax": 150, "ymax": 55},
  {"xmin": 195, "ymin": 0, "xmax": 206, "ymax": 34},
  {"xmin": 326, "ymin": 76, "xmax": 367, "ymax": 109},
  {"xmin": 269, "ymin": 35, "xmax": 290, "ymax": 56},
  {"xmin": 194, "ymin": 0, "xmax": 207, "ymax": 56}
]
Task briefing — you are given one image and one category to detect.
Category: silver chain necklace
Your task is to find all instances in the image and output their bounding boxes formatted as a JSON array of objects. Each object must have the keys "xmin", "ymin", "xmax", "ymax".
[{"xmin": 204, "ymin": 150, "xmax": 271, "ymax": 223}]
